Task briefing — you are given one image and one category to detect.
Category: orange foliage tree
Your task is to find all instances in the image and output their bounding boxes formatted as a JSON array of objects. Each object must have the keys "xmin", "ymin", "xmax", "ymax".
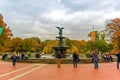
[
  {"xmin": 0, "ymin": 13, "xmax": 13, "ymax": 53},
  {"xmin": 106, "ymin": 18, "xmax": 120, "ymax": 50}
]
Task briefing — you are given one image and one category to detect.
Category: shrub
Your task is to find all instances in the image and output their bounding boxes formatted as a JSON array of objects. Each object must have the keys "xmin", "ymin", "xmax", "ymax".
[
  {"xmin": 0, "ymin": 51, "xmax": 2, "ymax": 55},
  {"xmin": 27, "ymin": 52, "xmax": 32, "ymax": 57},
  {"xmin": 85, "ymin": 52, "xmax": 92, "ymax": 58}
]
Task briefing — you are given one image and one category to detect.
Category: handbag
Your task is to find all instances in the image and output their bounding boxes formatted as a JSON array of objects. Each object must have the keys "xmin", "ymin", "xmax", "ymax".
[{"xmin": 77, "ymin": 58, "xmax": 80, "ymax": 62}]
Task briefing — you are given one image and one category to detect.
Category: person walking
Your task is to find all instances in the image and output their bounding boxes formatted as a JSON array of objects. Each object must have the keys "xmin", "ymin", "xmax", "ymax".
[
  {"xmin": 11, "ymin": 52, "xmax": 17, "ymax": 66},
  {"xmin": 56, "ymin": 51, "xmax": 62, "ymax": 68},
  {"xmin": 73, "ymin": 52, "xmax": 79, "ymax": 68},
  {"xmin": 92, "ymin": 51, "xmax": 99, "ymax": 69},
  {"xmin": 116, "ymin": 50, "xmax": 120, "ymax": 69}
]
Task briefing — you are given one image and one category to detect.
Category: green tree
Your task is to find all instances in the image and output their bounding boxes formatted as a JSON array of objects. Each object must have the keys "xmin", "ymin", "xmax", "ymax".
[
  {"xmin": 95, "ymin": 40, "xmax": 109, "ymax": 53},
  {"xmin": 87, "ymin": 30, "xmax": 111, "ymax": 53},
  {"xmin": 21, "ymin": 38, "xmax": 39, "ymax": 52},
  {"xmin": 21, "ymin": 38, "xmax": 32, "ymax": 52}
]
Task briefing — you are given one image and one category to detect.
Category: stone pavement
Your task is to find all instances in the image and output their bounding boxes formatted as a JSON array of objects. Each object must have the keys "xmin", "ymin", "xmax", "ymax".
[{"xmin": 0, "ymin": 60, "xmax": 120, "ymax": 80}]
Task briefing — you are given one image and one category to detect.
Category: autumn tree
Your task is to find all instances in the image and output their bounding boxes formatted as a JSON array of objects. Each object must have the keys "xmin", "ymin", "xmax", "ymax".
[
  {"xmin": 106, "ymin": 18, "xmax": 120, "ymax": 50},
  {"xmin": 11, "ymin": 37, "xmax": 22, "ymax": 52},
  {"xmin": 40, "ymin": 39, "xmax": 51, "ymax": 52},
  {"xmin": 0, "ymin": 13, "xmax": 13, "ymax": 53},
  {"xmin": 30, "ymin": 37, "xmax": 41, "ymax": 52},
  {"xmin": 21, "ymin": 37, "xmax": 41, "ymax": 52},
  {"xmin": 71, "ymin": 40, "xmax": 86, "ymax": 53},
  {"xmin": 71, "ymin": 45, "xmax": 79, "ymax": 53},
  {"xmin": 43, "ymin": 40, "xmax": 58, "ymax": 54}
]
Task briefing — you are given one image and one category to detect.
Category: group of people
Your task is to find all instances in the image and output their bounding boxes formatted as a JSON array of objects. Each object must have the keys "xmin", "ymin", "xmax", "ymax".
[
  {"xmin": 55, "ymin": 51, "xmax": 98, "ymax": 68},
  {"xmin": 102, "ymin": 52, "xmax": 113, "ymax": 62},
  {"xmin": 56, "ymin": 51, "xmax": 80, "ymax": 68},
  {"xmin": 56, "ymin": 51, "xmax": 98, "ymax": 68},
  {"xmin": 55, "ymin": 50, "xmax": 120, "ymax": 70},
  {"xmin": 92, "ymin": 50, "xmax": 120, "ymax": 69},
  {"xmin": 5, "ymin": 50, "xmax": 120, "ymax": 69},
  {"xmin": 11, "ymin": 52, "xmax": 28, "ymax": 66}
]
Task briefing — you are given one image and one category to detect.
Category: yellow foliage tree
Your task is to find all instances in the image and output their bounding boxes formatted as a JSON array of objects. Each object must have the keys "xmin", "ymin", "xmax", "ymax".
[
  {"xmin": 71, "ymin": 45, "xmax": 78, "ymax": 53},
  {"xmin": 43, "ymin": 40, "xmax": 58, "ymax": 54}
]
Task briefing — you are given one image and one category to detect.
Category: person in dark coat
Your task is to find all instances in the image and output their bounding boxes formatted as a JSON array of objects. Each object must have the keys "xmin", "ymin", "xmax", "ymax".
[
  {"xmin": 56, "ymin": 51, "xmax": 62, "ymax": 68},
  {"xmin": 2, "ymin": 53, "xmax": 7, "ymax": 60},
  {"xmin": 116, "ymin": 51, "xmax": 120, "ymax": 69},
  {"xmin": 73, "ymin": 52, "xmax": 79, "ymax": 68},
  {"xmin": 11, "ymin": 52, "xmax": 17, "ymax": 66},
  {"xmin": 21, "ymin": 53, "xmax": 25, "ymax": 61}
]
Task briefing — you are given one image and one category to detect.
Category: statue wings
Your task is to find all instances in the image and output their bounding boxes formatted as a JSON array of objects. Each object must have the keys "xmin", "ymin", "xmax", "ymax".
[{"xmin": 56, "ymin": 27, "xmax": 64, "ymax": 30}]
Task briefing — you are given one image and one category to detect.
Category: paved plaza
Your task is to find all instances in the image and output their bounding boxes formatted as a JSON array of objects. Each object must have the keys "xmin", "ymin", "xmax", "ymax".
[{"xmin": 0, "ymin": 60, "xmax": 120, "ymax": 80}]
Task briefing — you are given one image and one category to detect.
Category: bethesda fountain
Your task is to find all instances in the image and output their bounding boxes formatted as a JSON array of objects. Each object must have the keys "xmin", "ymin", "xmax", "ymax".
[{"xmin": 52, "ymin": 26, "xmax": 69, "ymax": 58}]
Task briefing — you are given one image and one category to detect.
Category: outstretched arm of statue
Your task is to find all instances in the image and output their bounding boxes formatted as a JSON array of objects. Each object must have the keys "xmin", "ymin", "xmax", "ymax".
[{"xmin": 56, "ymin": 27, "xmax": 60, "ymax": 30}]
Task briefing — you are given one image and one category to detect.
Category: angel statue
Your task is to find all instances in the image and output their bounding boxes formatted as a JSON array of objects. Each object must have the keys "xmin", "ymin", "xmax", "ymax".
[{"xmin": 56, "ymin": 26, "xmax": 64, "ymax": 36}]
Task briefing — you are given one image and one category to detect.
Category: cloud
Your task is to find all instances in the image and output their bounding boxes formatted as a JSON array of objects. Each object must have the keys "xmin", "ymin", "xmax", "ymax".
[
  {"xmin": 61, "ymin": 0, "xmax": 116, "ymax": 12},
  {"xmin": 1, "ymin": 0, "xmax": 120, "ymax": 40}
]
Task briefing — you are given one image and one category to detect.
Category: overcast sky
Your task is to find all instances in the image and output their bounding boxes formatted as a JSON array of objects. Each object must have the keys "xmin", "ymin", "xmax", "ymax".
[{"xmin": 0, "ymin": 0, "xmax": 120, "ymax": 40}]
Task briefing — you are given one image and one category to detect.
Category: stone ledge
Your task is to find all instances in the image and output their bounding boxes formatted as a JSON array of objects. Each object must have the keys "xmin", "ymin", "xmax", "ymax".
[{"xmin": 1, "ymin": 58, "xmax": 117, "ymax": 64}]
